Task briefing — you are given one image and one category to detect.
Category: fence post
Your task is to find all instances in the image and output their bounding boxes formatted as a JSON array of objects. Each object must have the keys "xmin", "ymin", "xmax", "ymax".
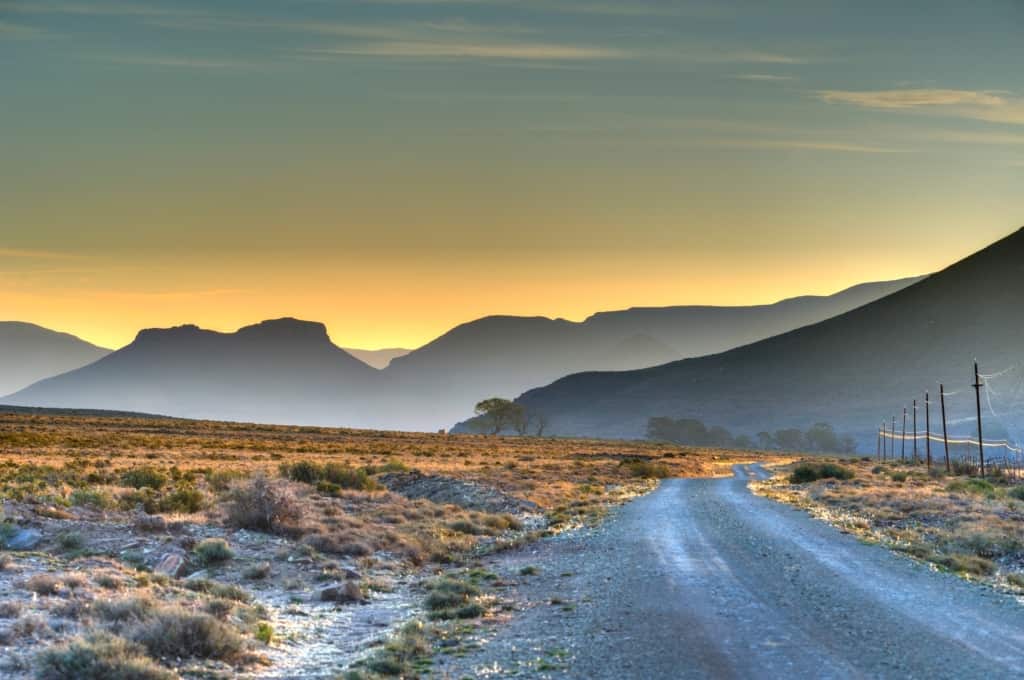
[{"xmin": 913, "ymin": 399, "xmax": 918, "ymax": 464}]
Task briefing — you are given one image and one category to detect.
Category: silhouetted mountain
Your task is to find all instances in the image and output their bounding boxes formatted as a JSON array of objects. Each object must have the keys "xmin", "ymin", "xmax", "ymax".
[
  {"xmin": 501, "ymin": 228, "xmax": 1024, "ymax": 449},
  {"xmin": 385, "ymin": 277, "xmax": 920, "ymax": 430},
  {"xmin": 5, "ymin": 277, "xmax": 921, "ymax": 432},
  {"xmin": 343, "ymin": 347, "xmax": 412, "ymax": 370},
  {"xmin": 4, "ymin": 318, "xmax": 388, "ymax": 427},
  {"xmin": 0, "ymin": 322, "xmax": 111, "ymax": 396}
]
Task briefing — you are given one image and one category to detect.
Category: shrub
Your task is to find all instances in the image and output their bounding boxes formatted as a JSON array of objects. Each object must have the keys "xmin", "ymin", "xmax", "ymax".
[
  {"xmin": 951, "ymin": 460, "xmax": 978, "ymax": 476},
  {"xmin": 1007, "ymin": 486, "xmax": 1024, "ymax": 501},
  {"xmin": 193, "ymin": 538, "xmax": 234, "ymax": 566},
  {"xmin": 244, "ymin": 562, "xmax": 271, "ymax": 580},
  {"xmin": 121, "ymin": 468, "xmax": 167, "ymax": 491},
  {"xmin": 93, "ymin": 597, "xmax": 156, "ymax": 626},
  {"xmin": 255, "ymin": 621, "xmax": 274, "ymax": 645},
  {"xmin": 323, "ymin": 463, "xmax": 378, "ymax": 491},
  {"xmin": 282, "ymin": 460, "xmax": 322, "ymax": 484},
  {"xmin": 890, "ymin": 472, "xmax": 908, "ymax": 483},
  {"xmin": 620, "ymin": 459, "xmax": 671, "ymax": 479},
  {"xmin": 70, "ymin": 488, "xmax": 112, "ymax": 510},
  {"xmin": 226, "ymin": 476, "xmax": 301, "ymax": 533},
  {"xmin": 26, "ymin": 573, "xmax": 62, "ymax": 596},
  {"xmin": 158, "ymin": 485, "xmax": 206, "ymax": 514},
  {"xmin": 183, "ymin": 579, "xmax": 251, "ymax": 603},
  {"xmin": 35, "ymin": 633, "xmax": 175, "ymax": 680},
  {"xmin": 423, "ymin": 577, "xmax": 479, "ymax": 615},
  {"xmin": 789, "ymin": 462, "xmax": 854, "ymax": 484},
  {"xmin": 946, "ymin": 478, "xmax": 996, "ymax": 498},
  {"xmin": 58, "ymin": 531, "xmax": 85, "ymax": 552},
  {"xmin": 127, "ymin": 607, "xmax": 246, "ymax": 661}
]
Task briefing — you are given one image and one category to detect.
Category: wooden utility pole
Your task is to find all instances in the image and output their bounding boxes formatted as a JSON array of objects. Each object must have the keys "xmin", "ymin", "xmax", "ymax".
[
  {"xmin": 882, "ymin": 421, "xmax": 887, "ymax": 461},
  {"xmin": 876, "ymin": 427, "xmax": 881, "ymax": 461},
  {"xmin": 940, "ymin": 384, "xmax": 951, "ymax": 474},
  {"xmin": 974, "ymin": 361, "xmax": 985, "ymax": 477},
  {"xmin": 892, "ymin": 415, "xmax": 897, "ymax": 462},
  {"xmin": 913, "ymin": 399, "xmax": 919, "ymax": 464},
  {"xmin": 925, "ymin": 391, "xmax": 932, "ymax": 470},
  {"xmin": 901, "ymin": 407, "xmax": 907, "ymax": 461}
]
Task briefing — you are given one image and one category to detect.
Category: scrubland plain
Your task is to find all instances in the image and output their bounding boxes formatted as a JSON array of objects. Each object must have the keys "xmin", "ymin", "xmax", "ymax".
[{"xmin": 0, "ymin": 410, "xmax": 765, "ymax": 679}]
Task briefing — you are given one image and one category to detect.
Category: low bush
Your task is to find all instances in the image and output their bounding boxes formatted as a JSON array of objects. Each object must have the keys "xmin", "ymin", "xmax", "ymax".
[
  {"xmin": 281, "ymin": 461, "xmax": 380, "ymax": 491},
  {"xmin": 70, "ymin": 488, "xmax": 113, "ymax": 510},
  {"xmin": 1007, "ymin": 485, "xmax": 1024, "ymax": 501},
  {"xmin": 193, "ymin": 538, "xmax": 234, "ymax": 566},
  {"xmin": 158, "ymin": 484, "xmax": 206, "ymax": 513},
  {"xmin": 121, "ymin": 467, "xmax": 167, "ymax": 491},
  {"xmin": 945, "ymin": 478, "xmax": 996, "ymax": 498},
  {"xmin": 127, "ymin": 607, "xmax": 246, "ymax": 661},
  {"xmin": 226, "ymin": 476, "xmax": 301, "ymax": 533},
  {"xmin": 619, "ymin": 459, "xmax": 671, "ymax": 479},
  {"xmin": 423, "ymin": 576, "xmax": 482, "ymax": 620},
  {"xmin": 789, "ymin": 462, "xmax": 854, "ymax": 484},
  {"xmin": 36, "ymin": 633, "xmax": 175, "ymax": 680}
]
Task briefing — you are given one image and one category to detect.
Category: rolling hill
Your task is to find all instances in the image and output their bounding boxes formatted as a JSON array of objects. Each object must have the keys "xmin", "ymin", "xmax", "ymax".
[
  {"xmin": 504, "ymin": 227, "xmax": 1024, "ymax": 448},
  {"xmin": 343, "ymin": 347, "xmax": 413, "ymax": 370},
  {"xmin": 0, "ymin": 322, "xmax": 111, "ymax": 396}
]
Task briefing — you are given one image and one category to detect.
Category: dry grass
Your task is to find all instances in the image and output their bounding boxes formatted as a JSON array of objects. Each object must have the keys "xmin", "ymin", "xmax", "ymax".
[{"xmin": 756, "ymin": 458, "xmax": 1024, "ymax": 586}]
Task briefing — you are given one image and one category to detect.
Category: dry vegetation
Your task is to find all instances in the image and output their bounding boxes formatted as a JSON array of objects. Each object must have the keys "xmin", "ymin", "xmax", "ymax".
[
  {"xmin": 756, "ymin": 457, "xmax": 1024, "ymax": 589},
  {"xmin": 0, "ymin": 410, "xmax": 763, "ymax": 678}
]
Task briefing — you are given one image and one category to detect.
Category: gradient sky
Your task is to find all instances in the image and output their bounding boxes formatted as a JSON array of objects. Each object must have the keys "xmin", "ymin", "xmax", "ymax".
[{"xmin": 2, "ymin": 1, "xmax": 1023, "ymax": 350}]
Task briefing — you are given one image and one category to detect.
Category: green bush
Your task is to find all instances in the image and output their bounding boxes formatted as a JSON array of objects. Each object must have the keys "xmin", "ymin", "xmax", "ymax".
[
  {"xmin": 1007, "ymin": 485, "xmax": 1024, "ymax": 501},
  {"xmin": 158, "ymin": 485, "xmax": 206, "ymax": 513},
  {"xmin": 946, "ymin": 478, "xmax": 996, "ymax": 498},
  {"xmin": 423, "ymin": 576, "xmax": 480, "ymax": 619},
  {"xmin": 127, "ymin": 607, "xmax": 245, "ymax": 661},
  {"xmin": 193, "ymin": 538, "xmax": 234, "ymax": 566},
  {"xmin": 70, "ymin": 488, "xmax": 112, "ymax": 509},
  {"xmin": 619, "ymin": 459, "xmax": 671, "ymax": 479},
  {"xmin": 36, "ymin": 633, "xmax": 175, "ymax": 680},
  {"xmin": 789, "ymin": 462, "xmax": 855, "ymax": 484},
  {"xmin": 890, "ymin": 472, "xmax": 908, "ymax": 483},
  {"xmin": 121, "ymin": 468, "xmax": 167, "ymax": 491},
  {"xmin": 282, "ymin": 461, "xmax": 322, "ymax": 484}
]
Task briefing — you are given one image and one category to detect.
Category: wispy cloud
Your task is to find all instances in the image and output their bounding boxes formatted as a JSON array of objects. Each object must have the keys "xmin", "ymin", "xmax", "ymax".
[
  {"xmin": 103, "ymin": 55, "xmax": 255, "ymax": 69},
  {"xmin": 818, "ymin": 88, "xmax": 1024, "ymax": 125},
  {"xmin": 0, "ymin": 20, "xmax": 48, "ymax": 37},
  {"xmin": 711, "ymin": 139, "xmax": 907, "ymax": 154},
  {"xmin": 305, "ymin": 41, "xmax": 622, "ymax": 60},
  {"xmin": 734, "ymin": 73, "xmax": 795, "ymax": 82},
  {"xmin": 819, "ymin": 89, "xmax": 1005, "ymax": 109}
]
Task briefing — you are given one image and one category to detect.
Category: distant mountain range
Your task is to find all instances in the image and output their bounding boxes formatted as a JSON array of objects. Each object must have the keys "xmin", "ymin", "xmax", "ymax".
[
  {"xmin": 4, "ymin": 319, "xmax": 388, "ymax": 428},
  {"xmin": 0, "ymin": 322, "xmax": 111, "ymax": 396},
  {"xmin": 499, "ymin": 227, "xmax": 1024, "ymax": 449},
  {"xmin": 2, "ymin": 276, "xmax": 922, "ymax": 431}
]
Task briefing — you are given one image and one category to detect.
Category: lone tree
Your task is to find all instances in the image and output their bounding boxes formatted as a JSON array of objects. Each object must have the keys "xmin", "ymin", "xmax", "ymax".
[{"xmin": 474, "ymin": 398, "xmax": 524, "ymax": 435}]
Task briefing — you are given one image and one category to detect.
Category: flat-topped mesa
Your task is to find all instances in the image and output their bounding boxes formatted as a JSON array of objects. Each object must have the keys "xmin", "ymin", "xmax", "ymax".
[
  {"xmin": 130, "ymin": 318, "xmax": 331, "ymax": 348},
  {"xmin": 235, "ymin": 318, "xmax": 331, "ymax": 344}
]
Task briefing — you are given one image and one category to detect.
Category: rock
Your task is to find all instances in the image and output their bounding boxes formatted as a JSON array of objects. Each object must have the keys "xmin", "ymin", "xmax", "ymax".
[
  {"xmin": 318, "ymin": 581, "xmax": 364, "ymax": 604},
  {"xmin": 4, "ymin": 528, "xmax": 42, "ymax": 550},
  {"xmin": 185, "ymin": 569, "xmax": 209, "ymax": 581},
  {"xmin": 153, "ymin": 551, "xmax": 187, "ymax": 578}
]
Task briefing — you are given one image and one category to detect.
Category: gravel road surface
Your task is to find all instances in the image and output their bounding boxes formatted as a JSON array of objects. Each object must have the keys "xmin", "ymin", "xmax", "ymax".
[{"xmin": 435, "ymin": 464, "xmax": 1024, "ymax": 679}]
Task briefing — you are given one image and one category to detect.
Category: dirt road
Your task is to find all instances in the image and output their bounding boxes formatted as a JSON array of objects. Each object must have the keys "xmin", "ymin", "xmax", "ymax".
[{"xmin": 436, "ymin": 464, "xmax": 1024, "ymax": 679}]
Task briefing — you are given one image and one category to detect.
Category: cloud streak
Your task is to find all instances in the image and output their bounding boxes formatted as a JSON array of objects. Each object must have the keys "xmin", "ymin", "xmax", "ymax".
[{"xmin": 819, "ymin": 88, "xmax": 1024, "ymax": 125}]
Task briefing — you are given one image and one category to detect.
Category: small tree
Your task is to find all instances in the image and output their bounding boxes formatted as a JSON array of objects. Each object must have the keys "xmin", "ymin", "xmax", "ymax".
[{"xmin": 474, "ymin": 398, "xmax": 524, "ymax": 435}]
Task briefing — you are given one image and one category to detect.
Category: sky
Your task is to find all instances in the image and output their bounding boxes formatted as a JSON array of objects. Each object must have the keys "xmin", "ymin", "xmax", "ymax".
[{"xmin": 2, "ymin": 0, "xmax": 1023, "ymax": 351}]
